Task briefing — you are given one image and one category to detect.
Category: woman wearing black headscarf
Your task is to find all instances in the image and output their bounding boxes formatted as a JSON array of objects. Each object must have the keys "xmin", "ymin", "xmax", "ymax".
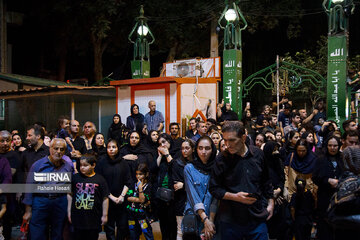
[
  {"xmin": 183, "ymin": 136, "xmax": 218, "ymax": 240},
  {"xmin": 328, "ymin": 146, "xmax": 360, "ymax": 239},
  {"xmin": 90, "ymin": 132, "xmax": 107, "ymax": 157},
  {"xmin": 155, "ymin": 133, "xmax": 182, "ymax": 240},
  {"xmin": 284, "ymin": 139, "xmax": 318, "ymax": 199},
  {"xmin": 263, "ymin": 141, "xmax": 291, "ymax": 240},
  {"xmin": 126, "ymin": 104, "xmax": 145, "ymax": 133},
  {"xmin": 144, "ymin": 130, "xmax": 159, "ymax": 159},
  {"xmin": 108, "ymin": 114, "xmax": 126, "ymax": 145},
  {"xmin": 96, "ymin": 139, "xmax": 131, "ymax": 240},
  {"xmin": 119, "ymin": 131, "xmax": 156, "ymax": 183},
  {"xmin": 312, "ymin": 136, "xmax": 342, "ymax": 240}
]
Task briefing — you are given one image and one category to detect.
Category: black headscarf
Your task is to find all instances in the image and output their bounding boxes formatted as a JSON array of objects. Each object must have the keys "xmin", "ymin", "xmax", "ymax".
[
  {"xmin": 112, "ymin": 113, "xmax": 122, "ymax": 128},
  {"xmin": 130, "ymin": 104, "xmax": 145, "ymax": 130},
  {"xmin": 342, "ymin": 146, "xmax": 360, "ymax": 175},
  {"xmin": 192, "ymin": 136, "xmax": 217, "ymax": 174},
  {"xmin": 120, "ymin": 131, "xmax": 153, "ymax": 156},
  {"xmin": 263, "ymin": 141, "xmax": 285, "ymax": 189}
]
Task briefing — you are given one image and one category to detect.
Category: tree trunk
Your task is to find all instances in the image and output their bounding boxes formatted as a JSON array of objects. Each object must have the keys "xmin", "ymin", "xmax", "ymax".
[
  {"xmin": 166, "ymin": 40, "xmax": 179, "ymax": 63},
  {"xmin": 160, "ymin": 40, "xmax": 179, "ymax": 76},
  {"xmin": 57, "ymin": 46, "xmax": 67, "ymax": 82},
  {"xmin": 93, "ymin": 40, "xmax": 103, "ymax": 83},
  {"xmin": 91, "ymin": 33, "xmax": 106, "ymax": 83},
  {"xmin": 210, "ymin": 18, "xmax": 218, "ymax": 57}
]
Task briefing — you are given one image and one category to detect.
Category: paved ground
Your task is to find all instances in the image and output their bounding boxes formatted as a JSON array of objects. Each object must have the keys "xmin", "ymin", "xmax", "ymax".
[{"xmin": 11, "ymin": 222, "xmax": 162, "ymax": 240}]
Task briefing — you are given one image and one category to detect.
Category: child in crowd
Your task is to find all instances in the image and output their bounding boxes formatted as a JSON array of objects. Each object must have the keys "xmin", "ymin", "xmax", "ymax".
[
  {"xmin": 290, "ymin": 178, "xmax": 314, "ymax": 240},
  {"xmin": 0, "ymin": 194, "xmax": 6, "ymax": 240},
  {"xmin": 57, "ymin": 116, "xmax": 76, "ymax": 153},
  {"xmin": 67, "ymin": 154, "xmax": 109, "ymax": 240},
  {"xmin": 126, "ymin": 163, "xmax": 154, "ymax": 240}
]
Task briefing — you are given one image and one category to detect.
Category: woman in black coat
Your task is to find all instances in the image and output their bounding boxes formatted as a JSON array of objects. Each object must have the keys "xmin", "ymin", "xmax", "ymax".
[
  {"xmin": 126, "ymin": 104, "xmax": 145, "ymax": 133},
  {"xmin": 96, "ymin": 139, "xmax": 131, "ymax": 240},
  {"xmin": 312, "ymin": 136, "xmax": 343, "ymax": 240}
]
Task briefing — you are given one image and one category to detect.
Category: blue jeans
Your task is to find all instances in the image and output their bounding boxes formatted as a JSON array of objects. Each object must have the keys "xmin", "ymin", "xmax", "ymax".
[
  {"xmin": 220, "ymin": 221, "xmax": 268, "ymax": 240},
  {"xmin": 29, "ymin": 196, "xmax": 67, "ymax": 240}
]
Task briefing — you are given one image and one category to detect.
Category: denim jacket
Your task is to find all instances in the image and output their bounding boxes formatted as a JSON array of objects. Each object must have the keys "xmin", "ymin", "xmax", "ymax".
[{"xmin": 184, "ymin": 163, "xmax": 214, "ymax": 216}]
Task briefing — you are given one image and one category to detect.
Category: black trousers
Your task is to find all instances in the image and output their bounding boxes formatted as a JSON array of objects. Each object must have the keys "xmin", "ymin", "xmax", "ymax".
[
  {"xmin": 74, "ymin": 228, "xmax": 99, "ymax": 240},
  {"xmin": 158, "ymin": 200, "xmax": 177, "ymax": 240},
  {"xmin": 105, "ymin": 202, "xmax": 129, "ymax": 240}
]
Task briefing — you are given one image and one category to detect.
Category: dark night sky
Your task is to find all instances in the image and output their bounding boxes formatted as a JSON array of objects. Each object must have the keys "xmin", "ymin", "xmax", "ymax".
[{"xmin": 5, "ymin": 0, "xmax": 360, "ymax": 85}]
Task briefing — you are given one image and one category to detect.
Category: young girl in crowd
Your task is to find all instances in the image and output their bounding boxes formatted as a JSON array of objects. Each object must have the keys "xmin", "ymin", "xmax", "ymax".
[
  {"xmin": 68, "ymin": 154, "xmax": 109, "ymax": 240},
  {"xmin": 126, "ymin": 163, "xmax": 154, "ymax": 240},
  {"xmin": 290, "ymin": 178, "xmax": 314, "ymax": 240},
  {"xmin": 57, "ymin": 116, "xmax": 75, "ymax": 153}
]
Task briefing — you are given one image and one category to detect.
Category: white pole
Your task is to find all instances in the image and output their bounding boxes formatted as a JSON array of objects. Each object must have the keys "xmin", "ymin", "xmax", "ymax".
[{"xmin": 71, "ymin": 98, "xmax": 75, "ymax": 120}]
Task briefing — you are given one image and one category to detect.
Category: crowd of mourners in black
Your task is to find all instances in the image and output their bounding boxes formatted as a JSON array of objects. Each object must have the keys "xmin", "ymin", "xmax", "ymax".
[{"xmin": 0, "ymin": 97, "xmax": 360, "ymax": 240}]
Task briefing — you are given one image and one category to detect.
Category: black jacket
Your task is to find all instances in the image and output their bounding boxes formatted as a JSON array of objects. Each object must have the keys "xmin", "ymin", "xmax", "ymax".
[
  {"xmin": 312, "ymin": 154, "xmax": 343, "ymax": 215},
  {"xmin": 210, "ymin": 145, "xmax": 273, "ymax": 224}
]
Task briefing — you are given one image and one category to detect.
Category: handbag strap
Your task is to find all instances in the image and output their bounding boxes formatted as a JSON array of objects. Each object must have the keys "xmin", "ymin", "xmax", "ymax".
[{"xmin": 287, "ymin": 152, "xmax": 294, "ymax": 177}]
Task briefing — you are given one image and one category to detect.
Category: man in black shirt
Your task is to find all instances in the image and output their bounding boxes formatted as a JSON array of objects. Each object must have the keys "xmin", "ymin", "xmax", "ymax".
[
  {"xmin": 169, "ymin": 122, "xmax": 184, "ymax": 150},
  {"xmin": 70, "ymin": 120, "xmax": 86, "ymax": 154},
  {"xmin": 210, "ymin": 121, "xmax": 274, "ymax": 240},
  {"xmin": 21, "ymin": 125, "xmax": 49, "ymax": 179}
]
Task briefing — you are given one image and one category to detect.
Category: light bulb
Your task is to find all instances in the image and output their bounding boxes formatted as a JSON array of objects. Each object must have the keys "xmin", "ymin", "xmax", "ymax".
[
  {"xmin": 137, "ymin": 25, "xmax": 149, "ymax": 36},
  {"xmin": 225, "ymin": 9, "xmax": 237, "ymax": 22}
]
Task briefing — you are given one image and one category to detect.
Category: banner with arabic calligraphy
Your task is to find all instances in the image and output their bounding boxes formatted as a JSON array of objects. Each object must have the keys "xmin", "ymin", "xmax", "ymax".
[
  {"xmin": 223, "ymin": 49, "xmax": 242, "ymax": 116},
  {"xmin": 327, "ymin": 35, "xmax": 347, "ymax": 125}
]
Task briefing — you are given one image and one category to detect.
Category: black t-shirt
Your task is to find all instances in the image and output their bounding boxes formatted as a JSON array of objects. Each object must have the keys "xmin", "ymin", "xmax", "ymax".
[
  {"xmin": 71, "ymin": 173, "xmax": 109, "ymax": 229},
  {"xmin": 72, "ymin": 136, "xmax": 87, "ymax": 154},
  {"xmin": 126, "ymin": 181, "xmax": 152, "ymax": 219},
  {"xmin": 0, "ymin": 150, "xmax": 21, "ymax": 183}
]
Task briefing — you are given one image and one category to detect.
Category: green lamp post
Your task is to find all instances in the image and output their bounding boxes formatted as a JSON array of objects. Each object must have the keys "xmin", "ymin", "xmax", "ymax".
[
  {"xmin": 128, "ymin": 5, "xmax": 155, "ymax": 79},
  {"xmin": 218, "ymin": 0, "xmax": 247, "ymax": 117},
  {"xmin": 323, "ymin": 0, "xmax": 355, "ymax": 126}
]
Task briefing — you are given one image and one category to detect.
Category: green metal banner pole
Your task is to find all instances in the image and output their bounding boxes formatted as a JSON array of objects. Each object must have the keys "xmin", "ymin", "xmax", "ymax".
[
  {"xmin": 326, "ymin": 35, "xmax": 347, "ymax": 125},
  {"xmin": 223, "ymin": 49, "xmax": 242, "ymax": 116}
]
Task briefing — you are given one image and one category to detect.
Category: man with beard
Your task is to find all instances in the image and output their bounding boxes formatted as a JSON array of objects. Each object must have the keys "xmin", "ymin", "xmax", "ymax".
[
  {"xmin": 21, "ymin": 125, "xmax": 49, "ymax": 178},
  {"xmin": 0, "ymin": 130, "xmax": 20, "ymax": 240},
  {"xmin": 169, "ymin": 122, "xmax": 184, "ymax": 150},
  {"xmin": 23, "ymin": 138, "xmax": 73, "ymax": 240},
  {"xmin": 81, "ymin": 121, "xmax": 96, "ymax": 151}
]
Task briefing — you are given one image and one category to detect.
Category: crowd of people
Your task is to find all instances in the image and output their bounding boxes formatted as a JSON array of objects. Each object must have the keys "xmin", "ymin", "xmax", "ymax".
[{"xmin": 0, "ymin": 98, "xmax": 360, "ymax": 240}]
